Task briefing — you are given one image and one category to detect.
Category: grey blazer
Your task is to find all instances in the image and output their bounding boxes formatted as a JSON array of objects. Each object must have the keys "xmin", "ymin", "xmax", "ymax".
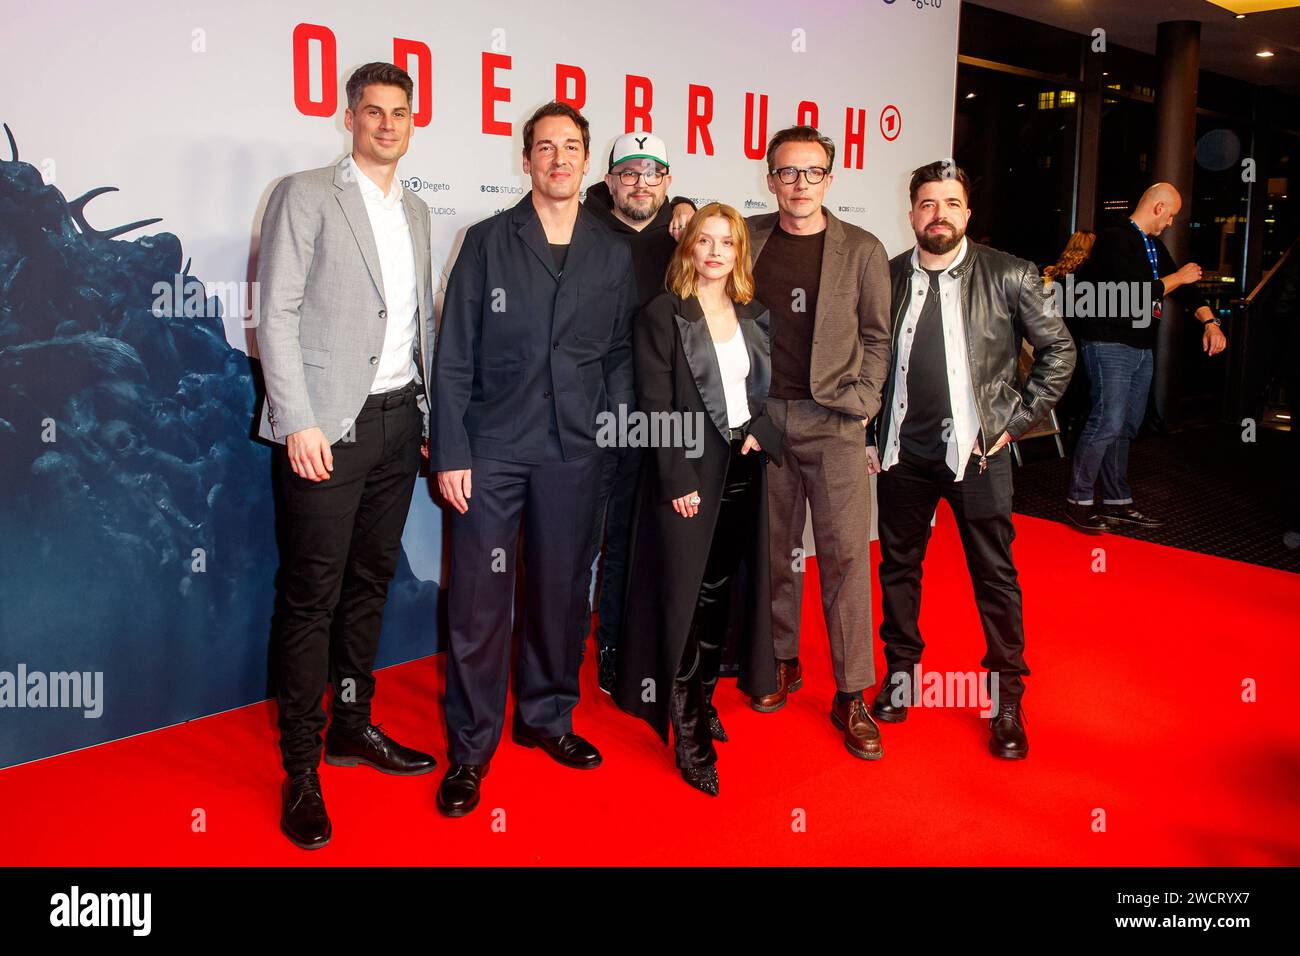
[{"xmin": 254, "ymin": 157, "xmax": 435, "ymax": 444}]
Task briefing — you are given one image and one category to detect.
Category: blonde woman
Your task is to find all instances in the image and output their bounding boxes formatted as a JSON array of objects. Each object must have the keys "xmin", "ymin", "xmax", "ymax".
[{"xmin": 613, "ymin": 204, "xmax": 781, "ymax": 796}]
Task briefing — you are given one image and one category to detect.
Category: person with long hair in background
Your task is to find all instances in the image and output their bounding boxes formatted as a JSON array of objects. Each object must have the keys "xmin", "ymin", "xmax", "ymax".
[{"xmin": 1043, "ymin": 230, "xmax": 1094, "ymax": 441}]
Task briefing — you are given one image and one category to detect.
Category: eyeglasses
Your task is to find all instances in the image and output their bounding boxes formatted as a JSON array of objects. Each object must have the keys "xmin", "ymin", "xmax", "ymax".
[
  {"xmin": 771, "ymin": 166, "xmax": 828, "ymax": 185},
  {"xmin": 614, "ymin": 168, "xmax": 666, "ymax": 186}
]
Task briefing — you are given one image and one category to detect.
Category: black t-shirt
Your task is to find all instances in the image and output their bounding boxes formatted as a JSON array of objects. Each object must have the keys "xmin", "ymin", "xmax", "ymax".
[
  {"xmin": 549, "ymin": 242, "xmax": 569, "ymax": 275},
  {"xmin": 754, "ymin": 225, "xmax": 826, "ymax": 399},
  {"xmin": 898, "ymin": 268, "xmax": 953, "ymax": 462}
]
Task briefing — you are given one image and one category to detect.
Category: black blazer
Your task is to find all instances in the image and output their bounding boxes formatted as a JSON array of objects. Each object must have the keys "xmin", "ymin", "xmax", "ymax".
[
  {"xmin": 616, "ymin": 290, "xmax": 782, "ymax": 738},
  {"xmin": 430, "ymin": 192, "xmax": 637, "ymax": 469},
  {"xmin": 634, "ymin": 292, "xmax": 783, "ymax": 503}
]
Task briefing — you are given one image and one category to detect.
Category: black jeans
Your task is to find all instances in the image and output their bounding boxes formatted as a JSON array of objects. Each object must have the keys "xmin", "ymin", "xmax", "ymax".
[
  {"xmin": 273, "ymin": 382, "xmax": 423, "ymax": 775},
  {"xmin": 672, "ymin": 437, "xmax": 761, "ymax": 769},
  {"xmin": 876, "ymin": 448, "xmax": 1029, "ymax": 704}
]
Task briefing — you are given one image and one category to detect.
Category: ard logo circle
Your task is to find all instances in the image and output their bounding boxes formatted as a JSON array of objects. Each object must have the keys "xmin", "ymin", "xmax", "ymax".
[{"xmin": 880, "ymin": 105, "xmax": 902, "ymax": 142}]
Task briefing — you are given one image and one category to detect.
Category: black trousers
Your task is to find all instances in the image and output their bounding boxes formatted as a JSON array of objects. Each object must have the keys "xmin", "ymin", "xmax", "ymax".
[
  {"xmin": 673, "ymin": 438, "xmax": 760, "ymax": 769},
  {"xmin": 273, "ymin": 383, "xmax": 422, "ymax": 775},
  {"xmin": 589, "ymin": 445, "xmax": 642, "ymax": 653},
  {"xmin": 444, "ymin": 450, "xmax": 605, "ymax": 764},
  {"xmin": 876, "ymin": 448, "xmax": 1029, "ymax": 703}
]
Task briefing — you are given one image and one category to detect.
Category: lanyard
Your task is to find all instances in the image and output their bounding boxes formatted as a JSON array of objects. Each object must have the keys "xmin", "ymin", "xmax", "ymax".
[{"xmin": 1130, "ymin": 219, "xmax": 1163, "ymax": 319}]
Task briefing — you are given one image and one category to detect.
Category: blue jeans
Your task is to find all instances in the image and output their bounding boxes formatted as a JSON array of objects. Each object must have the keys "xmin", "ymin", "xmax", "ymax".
[{"xmin": 1067, "ymin": 341, "xmax": 1153, "ymax": 506}]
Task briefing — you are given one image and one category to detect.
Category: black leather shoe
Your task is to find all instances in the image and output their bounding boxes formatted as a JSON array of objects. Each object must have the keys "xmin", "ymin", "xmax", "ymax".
[
  {"xmin": 281, "ymin": 770, "xmax": 331, "ymax": 850},
  {"xmin": 989, "ymin": 700, "xmax": 1029, "ymax": 760},
  {"xmin": 680, "ymin": 765, "xmax": 719, "ymax": 796},
  {"xmin": 871, "ymin": 673, "xmax": 910, "ymax": 723},
  {"xmin": 512, "ymin": 730, "xmax": 602, "ymax": 769},
  {"xmin": 1066, "ymin": 502, "xmax": 1110, "ymax": 533},
  {"xmin": 1102, "ymin": 504, "xmax": 1163, "ymax": 528},
  {"xmin": 436, "ymin": 763, "xmax": 489, "ymax": 817},
  {"xmin": 324, "ymin": 722, "xmax": 437, "ymax": 775},
  {"xmin": 598, "ymin": 647, "xmax": 616, "ymax": 696}
]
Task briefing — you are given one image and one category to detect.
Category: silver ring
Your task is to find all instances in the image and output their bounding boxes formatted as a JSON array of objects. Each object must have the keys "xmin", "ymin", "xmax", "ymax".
[{"xmin": 689, "ymin": 494, "xmax": 701, "ymax": 507}]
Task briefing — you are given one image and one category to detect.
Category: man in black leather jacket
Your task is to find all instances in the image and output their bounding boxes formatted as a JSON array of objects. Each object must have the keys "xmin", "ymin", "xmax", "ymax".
[{"xmin": 866, "ymin": 160, "xmax": 1075, "ymax": 760}]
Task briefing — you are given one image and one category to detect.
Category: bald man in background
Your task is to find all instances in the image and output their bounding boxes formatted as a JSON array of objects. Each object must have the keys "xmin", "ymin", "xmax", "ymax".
[{"xmin": 1065, "ymin": 183, "xmax": 1227, "ymax": 532}]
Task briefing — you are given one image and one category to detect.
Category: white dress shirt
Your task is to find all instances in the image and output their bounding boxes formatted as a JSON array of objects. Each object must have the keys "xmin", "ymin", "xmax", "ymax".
[
  {"xmin": 346, "ymin": 155, "xmax": 419, "ymax": 394},
  {"xmin": 712, "ymin": 326, "xmax": 752, "ymax": 428},
  {"xmin": 880, "ymin": 236, "xmax": 983, "ymax": 481}
]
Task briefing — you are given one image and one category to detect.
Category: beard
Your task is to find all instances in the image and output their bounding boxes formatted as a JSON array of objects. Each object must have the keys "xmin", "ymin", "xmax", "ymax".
[
  {"xmin": 615, "ymin": 194, "xmax": 661, "ymax": 222},
  {"xmin": 916, "ymin": 220, "xmax": 964, "ymax": 255}
]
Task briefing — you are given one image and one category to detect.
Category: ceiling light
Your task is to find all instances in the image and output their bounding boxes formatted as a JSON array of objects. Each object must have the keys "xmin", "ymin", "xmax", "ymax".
[
  {"xmin": 1257, "ymin": 50, "xmax": 1275, "ymax": 57},
  {"xmin": 1206, "ymin": 1, "xmax": 1300, "ymax": 16}
]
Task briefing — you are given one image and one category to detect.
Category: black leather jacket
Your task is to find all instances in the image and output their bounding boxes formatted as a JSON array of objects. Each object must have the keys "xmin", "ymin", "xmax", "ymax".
[{"xmin": 869, "ymin": 241, "xmax": 1075, "ymax": 453}]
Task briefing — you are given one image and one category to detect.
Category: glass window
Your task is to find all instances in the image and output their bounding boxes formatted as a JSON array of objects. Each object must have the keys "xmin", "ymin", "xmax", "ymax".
[
  {"xmin": 1177, "ymin": 117, "xmax": 1254, "ymax": 411},
  {"xmin": 1095, "ymin": 95, "xmax": 1154, "ymax": 229},
  {"xmin": 1189, "ymin": 117, "xmax": 1252, "ymax": 291},
  {"xmin": 1096, "ymin": 43, "xmax": 1156, "ymax": 100},
  {"xmin": 1261, "ymin": 124, "xmax": 1299, "ymax": 271},
  {"xmin": 1199, "ymin": 70, "xmax": 1254, "ymax": 119},
  {"xmin": 953, "ymin": 63, "xmax": 1080, "ymax": 267}
]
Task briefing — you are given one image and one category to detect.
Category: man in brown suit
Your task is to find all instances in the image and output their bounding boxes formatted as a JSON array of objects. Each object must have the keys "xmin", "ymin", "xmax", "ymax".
[{"xmin": 746, "ymin": 126, "xmax": 892, "ymax": 760}]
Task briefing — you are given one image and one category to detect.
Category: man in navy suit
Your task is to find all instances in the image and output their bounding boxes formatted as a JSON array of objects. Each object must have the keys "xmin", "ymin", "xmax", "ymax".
[{"xmin": 430, "ymin": 102, "xmax": 637, "ymax": 816}]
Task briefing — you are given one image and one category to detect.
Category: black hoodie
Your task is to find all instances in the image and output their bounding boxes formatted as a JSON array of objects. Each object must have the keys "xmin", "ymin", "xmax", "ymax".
[{"xmin": 583, "ymin": 179, "xmax": 692, "ymax": 309}]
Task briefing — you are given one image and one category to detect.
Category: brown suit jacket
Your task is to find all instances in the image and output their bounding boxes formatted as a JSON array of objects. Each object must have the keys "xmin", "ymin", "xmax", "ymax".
[{"xmin": 747, "ymin": 209, "xmax": 893, "ymax": 423}]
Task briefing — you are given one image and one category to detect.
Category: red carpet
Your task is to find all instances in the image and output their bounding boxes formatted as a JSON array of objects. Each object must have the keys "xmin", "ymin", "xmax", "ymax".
[{"xmin": 2, "ymin": 511, "xmax": 1298, "ymax": 866}]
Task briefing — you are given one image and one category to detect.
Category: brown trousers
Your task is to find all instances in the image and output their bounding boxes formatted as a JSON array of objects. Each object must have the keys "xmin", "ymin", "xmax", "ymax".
[{"xmin": 766, "ymin": 398, "xmax": 875, "ymax": 693}]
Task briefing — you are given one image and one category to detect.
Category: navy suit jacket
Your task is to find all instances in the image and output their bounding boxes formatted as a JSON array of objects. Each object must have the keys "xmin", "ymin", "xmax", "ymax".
[{"xmin": 431, "ymin": 191, "xmax": 637, "ymax": 469}]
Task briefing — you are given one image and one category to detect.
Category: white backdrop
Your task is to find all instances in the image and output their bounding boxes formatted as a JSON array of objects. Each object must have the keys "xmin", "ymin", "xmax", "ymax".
[{"xmin": 2, "ymin": 0, "xmax": 959, "ymax": 581}]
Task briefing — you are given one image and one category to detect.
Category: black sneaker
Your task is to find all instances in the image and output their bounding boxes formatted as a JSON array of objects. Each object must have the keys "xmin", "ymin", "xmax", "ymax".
[
  {"xmin": 1066, "ymin": 502, "xmax": 1109, "ymax": 533},
  {"xmin": 598, "ymin": 647, "xmax": 616, "ymax": 696},
  {"xmin": 1102, "ymin": 504, "xmax": 1162, "ymax": 528}
]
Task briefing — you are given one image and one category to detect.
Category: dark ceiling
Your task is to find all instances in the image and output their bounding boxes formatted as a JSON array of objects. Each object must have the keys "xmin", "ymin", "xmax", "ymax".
[{"xmin": 970, "ymin": 0, "xmax": 1300, "ymax": 96}]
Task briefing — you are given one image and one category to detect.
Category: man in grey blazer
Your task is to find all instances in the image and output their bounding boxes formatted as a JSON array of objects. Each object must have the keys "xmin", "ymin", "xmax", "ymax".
[{"xmin": 255, "ymin": 62, "xmax": 437, "ymax": 851}]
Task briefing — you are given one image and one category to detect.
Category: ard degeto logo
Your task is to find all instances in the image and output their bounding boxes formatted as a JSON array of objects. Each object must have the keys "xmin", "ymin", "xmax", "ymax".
[{"xmin": 401, "ymin": 176, "xmax": 450, "ymax": 194}]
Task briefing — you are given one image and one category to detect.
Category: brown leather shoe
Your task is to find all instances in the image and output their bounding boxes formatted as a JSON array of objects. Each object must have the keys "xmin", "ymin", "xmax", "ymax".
[
  {"xmin": 750, "ymin": 659, "xmax": 802, "ymax": 713},
  {"xmin": 830, "ymin": 695, "xmax": 884, "ymax": 760}
]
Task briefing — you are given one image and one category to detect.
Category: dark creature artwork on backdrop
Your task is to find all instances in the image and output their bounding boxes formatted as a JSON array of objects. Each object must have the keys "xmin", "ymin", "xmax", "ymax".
[{"xmin": 0, "ymin": 125, "xmax": 438, "ymax": 768}]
